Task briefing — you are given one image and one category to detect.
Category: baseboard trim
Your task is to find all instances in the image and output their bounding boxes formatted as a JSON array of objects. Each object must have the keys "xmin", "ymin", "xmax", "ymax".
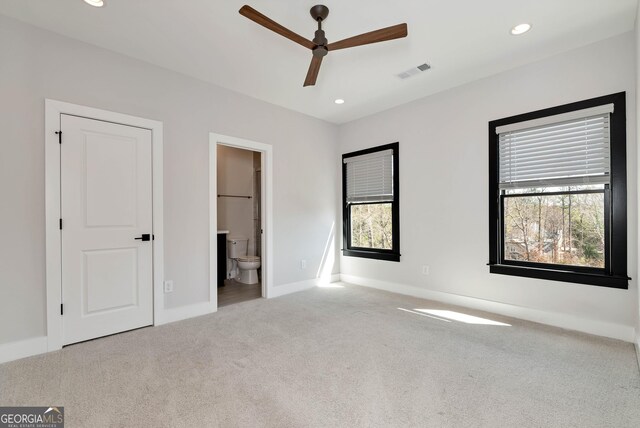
[
  {"xmin": 155, "ymin": 301, "xmax": 217, "ymax": 325},
  {"xmin": 268, "ymin": 279, "xmax": 316, "ymax": 298},
  {"xmin": 0, "ymin": 336, "xmax": 48, "ymax": 365},
  {"xmin": 635, "ymin": 332, "xmax": 640, "ymax": 372},
  {"xmin": 341, "ymin": 274, "xmax": 635, "ymax": 342}
]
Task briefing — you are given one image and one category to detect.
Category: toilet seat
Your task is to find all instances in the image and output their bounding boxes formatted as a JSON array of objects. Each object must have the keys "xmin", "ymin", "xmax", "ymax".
[{"xmin": 238, "ymin": 256, "xmax": 260, "ymax": 263}]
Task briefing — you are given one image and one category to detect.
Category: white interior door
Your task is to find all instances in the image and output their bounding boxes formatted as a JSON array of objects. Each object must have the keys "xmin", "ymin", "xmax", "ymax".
[{"xmin": 61, "ymin": 114, "xmax": 153, "ymax": 345}]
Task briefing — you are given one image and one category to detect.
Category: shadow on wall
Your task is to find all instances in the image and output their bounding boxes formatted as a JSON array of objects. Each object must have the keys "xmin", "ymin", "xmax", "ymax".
[{"xmin": 316, "ymin": 222, "xmax": 336, "ymax": 285}]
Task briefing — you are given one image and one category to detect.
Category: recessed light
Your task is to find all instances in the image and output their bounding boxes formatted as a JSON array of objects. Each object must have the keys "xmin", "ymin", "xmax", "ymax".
[
  {"xmin": 510, "ymin": 23, "xmax": 531, "ymax": 35},
  {"xmin": 84, "ymin": 0, "xmax": 104, "ymax": 7},
  {"xmin": 334, "ymin": 99, "xmax": 345, "ymax": 105}
]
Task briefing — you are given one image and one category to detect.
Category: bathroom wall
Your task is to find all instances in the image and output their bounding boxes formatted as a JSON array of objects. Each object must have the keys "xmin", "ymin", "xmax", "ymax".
[
  {"xmin": 217, "ymin": 145, "xmax": 256, "ymax": 256},
  {"xmin": 253, "ymin": 151, "xmax": 262, "ymax": 258}
]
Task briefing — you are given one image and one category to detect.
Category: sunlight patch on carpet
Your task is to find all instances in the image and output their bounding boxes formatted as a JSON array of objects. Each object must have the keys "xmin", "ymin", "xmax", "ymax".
[{"xmin": 415, "ymin": 309, "xmax": 511, "ymax": 326}]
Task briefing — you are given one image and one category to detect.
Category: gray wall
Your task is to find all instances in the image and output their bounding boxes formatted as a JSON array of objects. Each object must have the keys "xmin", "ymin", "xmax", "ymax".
[
  {"xmin": 1, "ymin": 13, "xmax": 637, "ymax": 348},
  {"xmin": 636, "ymin": 8, "xmax": 640, "ymax": 350},
  {"xmin": 338, "ymin": 32, "xmax": 638, "ymax": 333},
  {"xmin": 0, "ymin": 15, "xmax": 340, "ymax": 345}
]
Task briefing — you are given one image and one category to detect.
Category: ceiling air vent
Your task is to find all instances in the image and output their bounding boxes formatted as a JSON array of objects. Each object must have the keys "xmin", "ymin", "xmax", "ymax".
[{"xmin": 397, "ymin": 63, "xmax": 431, "ymax": 79}]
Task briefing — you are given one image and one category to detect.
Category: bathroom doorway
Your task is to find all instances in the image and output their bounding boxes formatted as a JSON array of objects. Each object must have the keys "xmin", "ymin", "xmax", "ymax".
[{"xmin": 209, "ymin": 133, "xmax": 273, "ymax": 309}]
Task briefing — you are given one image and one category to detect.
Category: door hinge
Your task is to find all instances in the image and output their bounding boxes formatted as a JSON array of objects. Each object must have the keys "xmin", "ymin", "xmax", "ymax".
[
  {"xmin": 59, "ymin": 218, "xmax": 63, "ymax": 230},
  {"xmin": 60, "ymin": 303, "xmax": 64, "ymax": 316},
  {"xmin": 55, "ymin": 130, "xmax": 62, "ymax": 144}
]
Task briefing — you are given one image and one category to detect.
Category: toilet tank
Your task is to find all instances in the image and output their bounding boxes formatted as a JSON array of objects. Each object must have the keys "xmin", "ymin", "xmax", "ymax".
[{"xmin": 227, "ymin": 237, "xmax": 248, "ymax": 258}]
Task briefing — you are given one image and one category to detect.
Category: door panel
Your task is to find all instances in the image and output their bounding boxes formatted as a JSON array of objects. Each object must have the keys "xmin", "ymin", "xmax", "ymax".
[
  {"xmin": 61, "ymin": 114, "xmax": 153, "ymax": 345},
  {"xmin": 84, "ymin": 133, "xmax": 137, "ymax": 227},
  {"xmin": 83, "ymin": 248, "xmax": 138, "ymax": 314}
]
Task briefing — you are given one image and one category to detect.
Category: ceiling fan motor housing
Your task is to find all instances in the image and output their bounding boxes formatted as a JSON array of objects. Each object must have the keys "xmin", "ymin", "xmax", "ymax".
[{"xmin": 313, "ymin": 29, "xmax": 328, "ymax": 48}]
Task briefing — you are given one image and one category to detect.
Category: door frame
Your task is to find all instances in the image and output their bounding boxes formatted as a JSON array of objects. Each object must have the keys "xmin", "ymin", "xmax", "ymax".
[
  {"xmin": 45, "ymin": 99, "xmax": 164, "ymax": 352},
  {"xmin": 209, "ymin": 133, "xmax": 274, "ymax": 304}
]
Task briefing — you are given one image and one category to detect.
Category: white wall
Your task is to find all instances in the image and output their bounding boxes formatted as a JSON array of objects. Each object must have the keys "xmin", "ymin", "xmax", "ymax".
[
  {"xmin": 635, "ymin": 5, "xmax": 640, "ymax": 356},
  {"xmin": 338, "ymin": 32, "xmax": 638, "ymax": 338},
  {"xmin": 0, "ymin": 15, "xmax": 340, "ymax": 346},
  {"xmin": 217, "ymin": 145, "xmax": 256, "ymax": 256}
]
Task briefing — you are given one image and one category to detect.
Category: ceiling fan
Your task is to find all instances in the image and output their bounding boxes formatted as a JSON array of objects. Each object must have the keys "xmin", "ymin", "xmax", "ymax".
[{"xmin": 239, "ymin": 4, "xmax": 408, "ymax": 87}]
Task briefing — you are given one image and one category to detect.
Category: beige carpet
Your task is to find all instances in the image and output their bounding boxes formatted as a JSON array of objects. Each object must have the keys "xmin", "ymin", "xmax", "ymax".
[{"xmin": 1, "ymin": 283, "xmax": 639, "ymax": 427}]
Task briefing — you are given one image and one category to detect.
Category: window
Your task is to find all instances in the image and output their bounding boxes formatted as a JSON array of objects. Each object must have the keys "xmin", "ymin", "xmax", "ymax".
[
  {"xmin": 342, "ymin": 143, "xmax": 400, "ymax": 261},
  {"xmin": 489, "ymin": 93, "xmax": 628, "ymax": 288}
]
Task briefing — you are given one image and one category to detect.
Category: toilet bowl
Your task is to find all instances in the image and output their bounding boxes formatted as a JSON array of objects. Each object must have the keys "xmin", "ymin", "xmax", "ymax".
[{"xmin": 237, "ymin": 255, "xmax": 261, "ymax": 284}]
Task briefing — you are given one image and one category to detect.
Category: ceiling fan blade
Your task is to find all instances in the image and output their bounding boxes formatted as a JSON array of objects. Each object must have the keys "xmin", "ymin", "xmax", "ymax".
[
  {"xmin": 303, "ymin": 55, "xmax": 323, "ymax": 87},
  {"xmin": 239, "ymin": 5, "xmax": 315, "ymax": 50},
  {"xmin": 327, "ymin": 23, "xmax": 408, "ymax": 51}
]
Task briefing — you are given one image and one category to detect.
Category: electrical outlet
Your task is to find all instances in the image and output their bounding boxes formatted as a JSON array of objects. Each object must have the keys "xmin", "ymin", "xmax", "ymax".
[
  {"xmin": 300, "ymin": 259, "xmax": 307, "ymax": 269},
  {"xmin": 164, "ymin": 280, "xmax": 174, "ymax": 293},
  {"xmin": 422, "ymin": 265, "xmax": 430, "ymax": 275}
]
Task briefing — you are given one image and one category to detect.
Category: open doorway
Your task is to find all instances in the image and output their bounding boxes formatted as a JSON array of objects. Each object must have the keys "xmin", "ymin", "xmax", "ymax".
[
  {"xmin": 217, "ymin": 146, "xmax": 262, "ymax": 306},
  {"xmin": 209, "ymin": 133, "xmax": 273, "ymax": 309}
]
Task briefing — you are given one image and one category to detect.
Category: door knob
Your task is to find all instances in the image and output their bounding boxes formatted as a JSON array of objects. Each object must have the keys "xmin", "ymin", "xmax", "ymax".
[{"xmin": 135, "ymin": 234, "xmax": 151, "ymax": 241}]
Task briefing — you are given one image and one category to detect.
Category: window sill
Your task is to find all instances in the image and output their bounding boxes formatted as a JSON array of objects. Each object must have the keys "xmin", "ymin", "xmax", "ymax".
[
  {"xmin": 489, "ymin": 264, "xmax": 628, "ymax": 289},
  {"xmin": 342, "ymin": 249, "xmax": 400, "ymax": 262}
]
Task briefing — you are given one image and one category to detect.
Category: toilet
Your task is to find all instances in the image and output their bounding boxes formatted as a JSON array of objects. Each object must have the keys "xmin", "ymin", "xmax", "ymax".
[
  {"xmin": 237, "ymin": 256, "xmax": 261, "ymax": 284},
  {"xmin": 226, "ymin": 236, "xmax": 261, "ymax": 284}
]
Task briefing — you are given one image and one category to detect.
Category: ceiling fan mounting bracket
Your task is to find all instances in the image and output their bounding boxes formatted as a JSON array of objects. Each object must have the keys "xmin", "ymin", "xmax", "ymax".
[{"xmin": 310, "ymin": 5, "xmax": 329, "ymax": 22}]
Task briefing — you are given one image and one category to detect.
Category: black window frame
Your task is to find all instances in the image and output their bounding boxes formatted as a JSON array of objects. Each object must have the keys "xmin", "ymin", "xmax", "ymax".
[
  {"xmin": 488, "ymin": 92, "xmax": 628, "ymax": 289},
  {"xmin": 342, "ymin": 142, "xmax": 400, "ymax": 262}
]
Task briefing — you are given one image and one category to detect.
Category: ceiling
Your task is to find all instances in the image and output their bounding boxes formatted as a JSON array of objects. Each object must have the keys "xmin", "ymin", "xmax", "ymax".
[{"xmin": 0, "ymin": 0, "xmax": 637, "ymax": 124}]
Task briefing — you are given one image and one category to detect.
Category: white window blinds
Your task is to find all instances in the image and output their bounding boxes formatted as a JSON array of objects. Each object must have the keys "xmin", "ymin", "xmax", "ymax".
[
  {"xmin": 497, "ymin": 104, "xmax": 613, "ymax": 189},
  {"xmin": 344, "ymin": 149, "xmax": 394, "ymax": 203}
]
